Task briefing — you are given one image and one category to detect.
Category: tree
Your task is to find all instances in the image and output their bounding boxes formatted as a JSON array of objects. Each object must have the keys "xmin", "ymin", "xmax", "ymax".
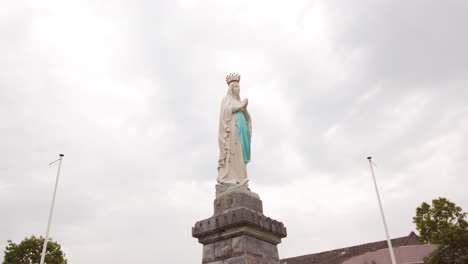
[
  {"xmin": 413, "ymin": 197, "xmax": 468, "ymax": 264},
  {"xmin": 413, "ymin": 197, "xmax": 467, "ymax": 244},
  {"xmin": 424, "ymin": 227, "xmax": 468, "ymax": 264},
  {"xmin": 3, "ymin": 236, "xmax": 67, "ymax": 264}
]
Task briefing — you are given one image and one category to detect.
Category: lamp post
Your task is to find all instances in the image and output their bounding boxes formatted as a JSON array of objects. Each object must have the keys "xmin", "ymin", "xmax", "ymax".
[
  {"xmin": 40, "ymin": 154, "xmax": 64, "ymax": 264},
  {"xmin": 367, "ymin": 157, "xmax": 397, "ymax": 264}
]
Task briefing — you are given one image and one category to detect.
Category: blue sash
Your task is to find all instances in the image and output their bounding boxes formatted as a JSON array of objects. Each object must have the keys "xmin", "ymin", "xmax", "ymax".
[{"xmin": 236, "ymin": 112, "xmax": 251, "ymax": 163}]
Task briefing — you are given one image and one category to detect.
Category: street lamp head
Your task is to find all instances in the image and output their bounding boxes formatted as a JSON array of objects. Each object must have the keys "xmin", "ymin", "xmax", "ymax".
[
  {"xmin": 59, "ymin": 154, "xmax": 64, "ymax": 157},
  {"xmin": 367, "ymin": 156, "xmax": 372, "ymax": 160}
]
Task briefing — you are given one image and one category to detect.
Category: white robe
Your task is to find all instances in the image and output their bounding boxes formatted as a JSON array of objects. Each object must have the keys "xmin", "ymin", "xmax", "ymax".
[{"xmin": 217, "ymin": 94, "xmax": 252, "ymax": 189}]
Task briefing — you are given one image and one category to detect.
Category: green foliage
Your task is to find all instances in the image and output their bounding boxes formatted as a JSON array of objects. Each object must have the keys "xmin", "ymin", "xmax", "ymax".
[
  {"xmin": 413, "ymin": 197, "xmax": 468, "ymax": 264},
  {"xmin": 413, "ymin": 197, "xmax": 468, "ymax": 244},
  {"xmin": 2, "ymin": 235, "xmax": 67, "ymax": 264},
  {"xmin": 424, "ymin": 227, "xmax": 468, "ymax": 264}
]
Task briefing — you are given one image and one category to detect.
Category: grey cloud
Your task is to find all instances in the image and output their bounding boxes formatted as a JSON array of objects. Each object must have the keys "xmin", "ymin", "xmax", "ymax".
[{"xmin": 1, "ymin": 1, "xmax": 467, "ymax": 263}]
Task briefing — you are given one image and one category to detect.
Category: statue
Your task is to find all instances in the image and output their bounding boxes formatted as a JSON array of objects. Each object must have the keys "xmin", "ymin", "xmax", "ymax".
[
  {"xmin": 193, "ymin": 73, "xmax": 287, "ymax": 264},
  {"xmin": 216, "ymin": 73, "xmax": 252, "ymax": 195}
]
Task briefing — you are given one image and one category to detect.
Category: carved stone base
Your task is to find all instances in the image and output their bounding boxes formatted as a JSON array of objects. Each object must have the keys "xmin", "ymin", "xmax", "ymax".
[{"xmin": 193, "ymin": 190, "xmax": 287, "ymax": 264}]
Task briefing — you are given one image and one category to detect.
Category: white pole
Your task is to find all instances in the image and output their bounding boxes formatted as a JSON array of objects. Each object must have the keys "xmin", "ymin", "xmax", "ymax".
[
  {"xmin": 40, "ymin": 154, "xmax": 64, "ymax": 264},
  {"xmin": 367, "ymin": 157, "xmax": 397, "ymax": 264}
]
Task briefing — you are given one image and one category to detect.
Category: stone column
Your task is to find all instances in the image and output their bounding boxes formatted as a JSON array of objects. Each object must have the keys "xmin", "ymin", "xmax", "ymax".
[{"xmin": 192, "ymin": 189, "xmax": 287, "ymax": 264}]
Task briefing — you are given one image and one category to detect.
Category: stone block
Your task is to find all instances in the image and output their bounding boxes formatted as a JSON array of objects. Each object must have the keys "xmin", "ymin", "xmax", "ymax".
[
  {"xmin": 259, "ymin": 259, "xmax": 279, "ymax": 264},
  {"xmin": 261, "ymin": 242, "xmax": 279, "ymax": 260},
  {"xmin": 232, "ymin": 236, "xmax": 245, "ymax": 254},
  {"xmin": 205, "ymin": 261, "xmax": 223, "ymax": 264},
  {"xmin": 203, "ymin": 243, "xmax": 215, "ymax": 263},
  {"xmin": 215, "ymin": 190, "xmax": 263, "ymax": 214},
  {"xmin": 215, "ymin": 238, "xmax": 233, "ymax": 259},
  {"xmin": 232, "ymin": 235, "xmax": 279, "ymax": 261},
  {"xmin": 224, "ymin": 255, "xmax": 259, "ymax": 264},
  {"xmin": 244, "ymin": 236, "xmax": 263, "ymax": 257}
]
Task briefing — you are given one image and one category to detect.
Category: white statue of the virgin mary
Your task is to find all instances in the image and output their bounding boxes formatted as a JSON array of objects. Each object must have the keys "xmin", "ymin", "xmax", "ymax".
[{"xmin": 216, "ymin": 73, "xmax": 252, "ymax": 194}]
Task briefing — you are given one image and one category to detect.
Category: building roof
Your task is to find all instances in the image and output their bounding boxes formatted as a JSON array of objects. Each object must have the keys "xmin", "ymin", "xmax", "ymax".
[{"xmin": 281, "ymin": 232, "xmax": 421, "ymax": 264}]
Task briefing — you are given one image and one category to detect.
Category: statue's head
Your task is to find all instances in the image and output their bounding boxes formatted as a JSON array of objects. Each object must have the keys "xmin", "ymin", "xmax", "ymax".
[
  {"xmin": 226, "ymin": 72, "xmax": 241, "ymax": 96},
  {"xmin": 229, "ymin": 81, "xmax": 240, "ymax": 96}
]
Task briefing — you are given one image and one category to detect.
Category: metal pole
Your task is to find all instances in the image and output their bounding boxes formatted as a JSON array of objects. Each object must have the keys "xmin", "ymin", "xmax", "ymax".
[
  {"xmin": 367, "ymin": 157, "xmax": 397, "ymax": 264},
  {"xmin": 40, "ymin": 154, "xmax": 64, "ymax": 264}
]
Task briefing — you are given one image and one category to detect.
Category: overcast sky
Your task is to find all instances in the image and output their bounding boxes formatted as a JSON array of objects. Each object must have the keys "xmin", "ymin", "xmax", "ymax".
[{"xmin": 1, "ymin": 0, "xmax": 468, "ymax": 263}]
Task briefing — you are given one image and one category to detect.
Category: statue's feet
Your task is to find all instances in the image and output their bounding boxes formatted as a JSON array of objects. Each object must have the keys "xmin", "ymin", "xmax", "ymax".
[{"xmin": 215, "ymin": 182, "xmax": 251, "ymax": 197}]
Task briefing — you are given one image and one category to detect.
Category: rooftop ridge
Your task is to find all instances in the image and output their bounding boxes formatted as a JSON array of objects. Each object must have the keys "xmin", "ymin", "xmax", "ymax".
[{"xmin": 281, "ymin": 232, "xmax": 421, "ymax": 264}]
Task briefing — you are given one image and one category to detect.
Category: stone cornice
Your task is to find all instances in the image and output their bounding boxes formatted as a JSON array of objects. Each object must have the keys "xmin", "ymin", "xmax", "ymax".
[{"xmin": 192, "ymin": 207, "xmax": 287, "ymax": 245}]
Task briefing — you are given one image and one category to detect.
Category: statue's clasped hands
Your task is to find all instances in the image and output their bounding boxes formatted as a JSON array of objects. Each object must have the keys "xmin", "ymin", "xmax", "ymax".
[{"xmin": 242, "ymin": 98, "xmax": 249, "ymax": 109}]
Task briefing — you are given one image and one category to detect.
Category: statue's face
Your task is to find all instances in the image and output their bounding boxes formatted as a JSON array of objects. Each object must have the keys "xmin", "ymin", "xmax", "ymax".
[{"xmin": 231, "ymin": 82, "xmax": 240, "ymax": 96}]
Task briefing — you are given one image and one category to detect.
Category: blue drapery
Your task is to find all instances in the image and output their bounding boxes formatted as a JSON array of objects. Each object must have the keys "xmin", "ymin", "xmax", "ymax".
[{"xmin": 236, "ymin": 111, "xmax": 251, "ymax": 163}]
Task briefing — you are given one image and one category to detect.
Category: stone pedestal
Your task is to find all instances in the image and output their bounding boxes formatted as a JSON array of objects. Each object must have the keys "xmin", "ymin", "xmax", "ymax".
[{"xmin": 192, "ymin": 189, "xmax": 287, "ymax": 264}]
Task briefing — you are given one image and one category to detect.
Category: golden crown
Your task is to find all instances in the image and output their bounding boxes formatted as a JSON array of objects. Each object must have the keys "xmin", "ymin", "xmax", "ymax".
[{"xmin": 226, "ymin": 72, "xmax": 241, "ymax": 84}]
